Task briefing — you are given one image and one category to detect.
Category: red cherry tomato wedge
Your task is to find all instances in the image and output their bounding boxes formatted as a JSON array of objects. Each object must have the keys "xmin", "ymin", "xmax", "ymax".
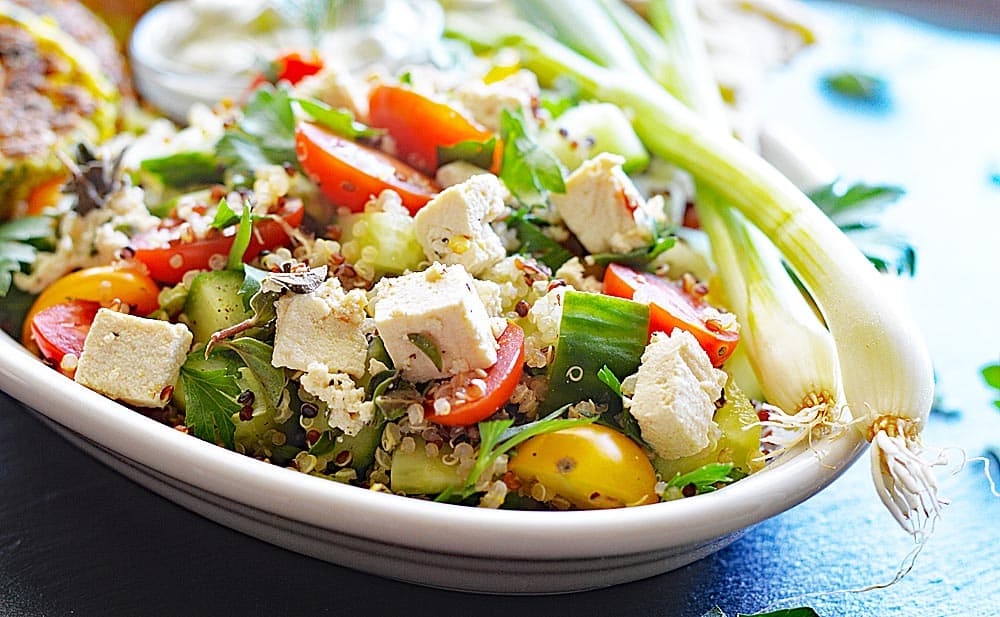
[
  {"xmin": 131, "ymin": 200, "xmax": 304, "ymax": 284},
  {"xmin": 603, "ymin": 263, "xmax": 739, "ymax": 367},
  {"xmin": 29, "ymin": 300, "xmax": 100, "ymax": 373},
  {"xmin": 424, "ymin": 322, "xmax": 525, "ymax": 427},
  {"xmin": 296, "ymin": 122, "xmax": 439, "ymax": 214},
  {"xmin": 368, "ymin": 84, "xmax": 500, "ymax": 175},
  {"xmin": 248, "ymin": 51, "xmax": 324, "ymax": 90}
]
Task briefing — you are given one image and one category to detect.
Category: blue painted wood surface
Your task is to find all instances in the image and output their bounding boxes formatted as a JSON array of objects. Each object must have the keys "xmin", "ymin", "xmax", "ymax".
[{"xmin": 1, "ymin": 3, "xmax": 998, "ymax": 615}]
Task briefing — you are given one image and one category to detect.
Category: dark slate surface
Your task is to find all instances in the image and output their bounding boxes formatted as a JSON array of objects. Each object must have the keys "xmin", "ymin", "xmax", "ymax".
[{"xmin": 2, "ymin": 2, "xmax": 999, "ymax": 615}]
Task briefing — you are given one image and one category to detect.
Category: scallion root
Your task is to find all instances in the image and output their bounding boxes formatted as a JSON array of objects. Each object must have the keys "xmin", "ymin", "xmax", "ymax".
[{"xmin": 869, "ymin": 416, "xmax": 948, "ymax": 538}]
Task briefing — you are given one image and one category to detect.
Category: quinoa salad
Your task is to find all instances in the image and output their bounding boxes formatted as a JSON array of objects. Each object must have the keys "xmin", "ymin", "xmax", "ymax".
[{"xmin": 4, "ymin": 45, "xmax": 772, "ymax": 511}]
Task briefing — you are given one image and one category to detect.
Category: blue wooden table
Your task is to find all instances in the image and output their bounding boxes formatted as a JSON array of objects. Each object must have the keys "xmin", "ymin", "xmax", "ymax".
[{"xmin": 1, "ymin": 3, "xmax": 998, "ymax": 615}]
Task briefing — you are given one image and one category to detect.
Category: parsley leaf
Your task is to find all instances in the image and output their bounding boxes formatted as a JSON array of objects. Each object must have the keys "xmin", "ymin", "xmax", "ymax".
[
  {"xmin": 216, "ymin": 86, "xmax": 298, "ymax": 173},
  {"xmin": 983, "ymin": 363, "xmax": 1000, "ymax": 411},
  {"xmin": 667, "ymin": 463, "xmax": 736, "ymax": 494},
  {"xmin": 220, "ymin": 338, "xmax": 286, "ymax": 407},
  {"xmin": 808, "ymin": 180, "xmax": 914, "ymax": 276},
  {"xmin": 823, "ymin": 70, "xmax": 887, "ymax": 104},
  {"xmin": 0, "ymin": 215, "xmax": 56, "ymax": 296},
  {"xmin": 293, "ymin": 97, "xmax": 384, "ymax": 140},
  {"xmin": 499, "ymin": 108, "xmax": 566, "ymax": 204},
  {"xmin": 596, "ymin": 365, "xmax": 646, "ymax": 445},
  {"xmin": 179, "ymin": 353, "xmax": 240, "ymax": 449},
  {"xmin": 437, "ymin": 137, "xmax": 497, "ymax": 170},
  {"xmin": 140, "ymin": 152, "xmax": 223, "ymax": 188},
  {"xmin": 507, "ymin": 208, "xmax": 574, "ymax": 271}
]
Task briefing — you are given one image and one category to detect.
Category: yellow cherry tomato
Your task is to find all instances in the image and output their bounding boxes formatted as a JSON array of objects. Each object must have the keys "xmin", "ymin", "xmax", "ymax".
[
  {"xmin": 509, "ymin": 424, "xmax": 659, "ymax": 509},
  {"xmin": 22, "ymin": 264, "xmax": 161, "ymax": 348}
]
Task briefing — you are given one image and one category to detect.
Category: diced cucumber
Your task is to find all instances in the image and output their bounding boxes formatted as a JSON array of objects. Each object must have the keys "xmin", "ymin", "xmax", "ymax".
[
  {"xmin": 543, "ymin": 290, "xmax": 649, "ymax": 413},
  {"xmin": 183, "ymin": 270, "xmax": 252, "ymax": 346},
  {"xmin": 652, "ymin": 379, "xmax": 763, "ymax": 480},
  {"xmin": 540, "ymin": 102, "xmax": 650, "ymax": 173},
  {"xmin": 340, "ymin": 210, "xmax": 425, "ymax": 277},
  {"xmin": 324, "ymin": 420, "xmax": 384, "ymax": 474},
  {"xmin": 390, "ymin": 436, "xmax": 466, "ymax": 495}
]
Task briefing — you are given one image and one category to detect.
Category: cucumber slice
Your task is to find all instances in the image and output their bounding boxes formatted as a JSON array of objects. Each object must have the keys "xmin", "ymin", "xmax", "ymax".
[
  {"xmin": 390, "ymin": 436, "xmax": 466, "ymax": 495},
  {"xmin": 183, "ymin": 270, "xmax": 252, "ymax": 346},
  {"xmin": 340, "ymin": 210, "xmax": 425, "ymax": 277},
  {"xmin": 540, "ymin": 102, "xmax": 650, "ymax": 173},
  {"xmin": 543, "ymin": 290, "xmax": 649, "ymax": 413}
]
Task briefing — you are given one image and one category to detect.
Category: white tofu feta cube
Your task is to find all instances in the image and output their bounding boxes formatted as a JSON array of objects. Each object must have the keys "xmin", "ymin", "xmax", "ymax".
[
  {"xmin": 413, "ymin": 174, "xmax": 507, "ymax": 276},
  {"xmin": 627, "ymin": 330, "xmax": 728, "ymax": 460},
  {"xmin": 372, "ymin": 263, "xmax": 498, "ymax": 382},
  {"xmin": 292, "ymin": 63, "xmax": 371, "ymax": 121},
  {"xmin": 74, "ymin": 309, "xmax": 192, "ymax": 408},
  {"xmin": 299, "ymin": 362, "xmax": 374, "ymax": 436},
  {"xmin": 435, "ymin": 160, "xmax": 489, "ymax": 188},
  {"xmin": 549, "ymin": 153, "xmax": 662, "ymax": 254},
  {"xmin": 453, "ymin": 70, "xmax": 540, "ymax": 132},
  {"xmin": 271, "ymin": 279, "xmax": 370, "ymax": 378}
]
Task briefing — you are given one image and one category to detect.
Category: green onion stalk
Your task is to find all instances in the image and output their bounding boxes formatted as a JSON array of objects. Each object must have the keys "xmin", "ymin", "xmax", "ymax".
[{"xmin": 447, "ymin": 1, "xmax": 940, "ymax": 537}]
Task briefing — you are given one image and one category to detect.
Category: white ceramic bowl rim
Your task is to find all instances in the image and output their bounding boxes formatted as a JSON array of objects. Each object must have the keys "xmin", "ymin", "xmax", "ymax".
[{"xmin": 0, "ymin": 328, "xmax": 866, "ymax": 560}]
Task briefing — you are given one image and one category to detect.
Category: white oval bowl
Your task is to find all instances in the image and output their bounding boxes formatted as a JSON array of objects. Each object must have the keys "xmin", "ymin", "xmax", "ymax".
[{"xmin": 0, "ymin": 134, "xmax": 862, "ymax": 594}]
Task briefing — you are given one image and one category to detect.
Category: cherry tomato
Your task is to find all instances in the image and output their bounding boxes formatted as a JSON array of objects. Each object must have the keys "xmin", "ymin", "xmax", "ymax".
[
  {"xmin": 29, "ymin": 300, "xmax": 100, "ymax": 373},
  {"xmin": 296, "ymin": 122, "xmax": 439, "ymax": 214},
  {"xmin": 602, "ymin": 263, "xmax": 739, "ymax": 367},
  {"xmin": 25, "ymin": 174, "xmax": 67, "ymax": 215},
  {"xmin": 21, "ymin": 264, "xmax": 161, "ymax": 350},
  {"xmin": 368, "ymin": 84, "xmax": 499, "ymax": 175},
  {"xmin": 131, "ymin": 200, "xmax": 304, "ymax": 284},
  {"xmin": 424, "ymin": 322, "xmax": 525, "ymax": 427},
  {"xmin": 509, "ymin": 424, "xmax": 659, "ymax": 509},
  {"xmin": 246, "ymin": 51, "xmax": 324, "ymax": 95}
]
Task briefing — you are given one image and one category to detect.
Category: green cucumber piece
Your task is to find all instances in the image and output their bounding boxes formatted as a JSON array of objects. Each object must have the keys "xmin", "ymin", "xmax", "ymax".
[
  {"xmin": 540, "ymin": 102, "xmax": 650, "ymax": 173},
  {"xmin": 324, "ymin": 420, "xmax": 384, "ymax": 474},
  {"xmin": 183, "ymin": 270, "xmax": 253, "ymax": 346},
  {"xmin": 390, "ymin": 436, "xmax": 466, "ymax": 495},
  {"xmin": 543, "ymin": 290, "xmax": 649, "ymax": 413},
  {"xmin": 340, "ymin": 210, "xmax": 425, "ymax": 276}
]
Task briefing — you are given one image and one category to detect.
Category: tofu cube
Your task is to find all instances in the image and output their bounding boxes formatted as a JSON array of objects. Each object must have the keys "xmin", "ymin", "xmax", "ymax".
[
  {"xmin": 550, "ymin": 153, "xmax": 659, "ymax": 254},
  {"xmin": 299, "ymin": 363, "xmax": 374, "ymax": 436},
  {"xmin": 413, "ymin": 174, "xmax": 507, "ymax": 276},
  {"xmin": 453, "ymin": 70, "xmax": 540, "ymax": 132},
  {"xmin": 74, "ymin": 309, "xmax": 193, "ymax": 408},
  {"xmin": 372, "ymin": 263, "xmax": 498, "ymax": 382},
  {"xmin": 271, "ymin": 279, "xmax": 369, "ymax": 378},
  {"xmin": 628, "ymin": 330, "xmax": 728, "ymax": 460}
]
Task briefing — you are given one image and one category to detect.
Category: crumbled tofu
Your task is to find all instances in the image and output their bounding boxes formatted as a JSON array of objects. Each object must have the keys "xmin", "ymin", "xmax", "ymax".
[
  {"xmin": 524, "ymin": 286, "xmax": 567, "ymax": 368},
  {"xmin": 472, "ymin": 278, "xmax": 509, "ymax": 338},
  {"xmin": 271, "ymin": 279, "xmax": 370, "ymax": 378},
  {"xmin": 554, "ymin": 257, "xmax": 602, "ymax": 293},
  {"xmin": 627, "ymin": 330, "xmax": 728, "ymax": 460},
  {"xmin": 549, "ymin": 153, "xmax": 664, "ymax": 254},
  {"xmin": 413, "ymin": 174, "xmax": 507, "ymax": 276},
  {"xmin": 300, "ymin": 363, "xmax": 374, "ymax": 436},
  {"xmin": 372, "ymin": 263, "xmax": 498, "ymax": 382},
  {"xmin": 435, "ymin": 160, "xmax": 489, "ymax": 188},
  {"xmin": 74, "ymin": 309, "xmax": 192, "ymax": 408},
  {"xmin": 453, "ymin": 70, "xmax": 540, "ymax": 132}
]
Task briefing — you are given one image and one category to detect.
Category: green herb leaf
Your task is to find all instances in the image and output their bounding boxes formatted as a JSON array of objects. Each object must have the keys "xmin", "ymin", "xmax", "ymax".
[
  {"xmin": 221, "ymin": 338, "xmax": 286, "ymax": 408},
  {"xmin": 140, "ymin": 152, "xmax": 223, "ymax": 188},
  {"xmin": 437, "ymin": 137, "xmax": 497, "ymax": 170},
  {"xmin": 239, "ymin": 264, "xmax": 268, "ymax": 310},
  {"xmin": 596, "ymin": 364, "xmax": 646, "ymax": 445},
  {"xmin": 293, "ymin": 97, "xmax": 384, "ymax": 140},
  {"xmin": 499, "ymin": 108, "xmax": 566, "ymax": 203},
  {"xmin": 983, "ymin": 363, "xmax": 1000, "ymax": 410},
  {"xmin": 211, "ymin": 197, "xmax": 238, "ymax": 230},
  {"xmin": 0, "ymin": 216, "xmax": 56, "ymax": 246},
  {"xmin": 227, "ymin": 202, "xmax": 254, "ymax": 271},
  {"xmin": 667, "ymin": 462, "xmax": 736, "ymax": 494},
  {"xmin": 507, "ymin": 208, "xmax": 574, "ymax": 271},
  {"xmin": 407, "ymin": 333, "xmax": 443, "ymax": 371},
  {"xmin": 539, "ymin": 76, "xmax": 582, "ymax": 119},
  {"xmin": 807, "ymin": 181, "xmax": 913, "ymax": 276},
  {"xmin": 597, "ymin": 365, "xmax": 622, "ymax": 398},
  {"xmin": 823, "ymin": 70, "xmax": 887, "ymax": 103},
  {"xmin": 216, "ymin": 86, "xmax": 298, "ymax": 173},
  {"xmin": 179, "ymin": 354, "xmax": 240, "ymax": 449}
]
